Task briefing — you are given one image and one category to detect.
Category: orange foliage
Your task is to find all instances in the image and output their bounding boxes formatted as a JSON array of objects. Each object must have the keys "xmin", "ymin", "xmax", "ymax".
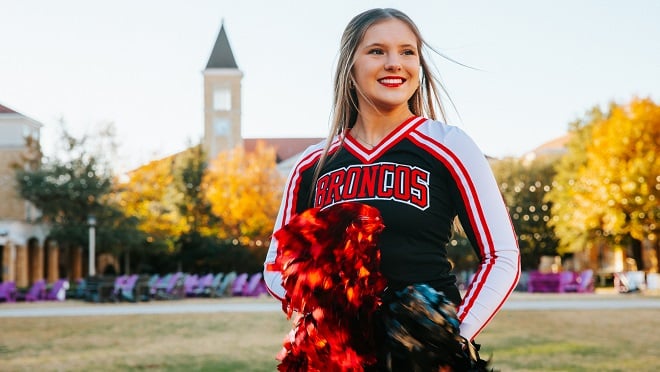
[
  {"xmin": 113, "ymin": 156, "xmax": 186, "ymax": 247},
  {"xmin": 582, "ymin": 97, "xmax": 660, "ymax": 241},
  {"xmin": 203, "ymin": 141, "xmax": 284, "ymax": 241}
]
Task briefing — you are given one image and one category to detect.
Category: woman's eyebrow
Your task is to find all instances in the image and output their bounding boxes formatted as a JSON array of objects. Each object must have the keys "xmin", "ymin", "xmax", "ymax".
[{"xmin": 361, "ymin": 42, "xmax": 417, "ymax": 49}]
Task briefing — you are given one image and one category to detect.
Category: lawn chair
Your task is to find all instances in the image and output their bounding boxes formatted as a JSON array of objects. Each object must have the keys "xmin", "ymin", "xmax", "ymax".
[
  {"xmin": 83, "ymin": 276, "xmax": 116, "ymax": 302},
  {"xmin": 146, "ymin": 274, "xmax": 160, "ymax": 297},
  {"xmin": 558, "ymin": 271, "xmax": 577, "ymax": 293},
  {"xmin": 73, "ymin": 278, "xmax": 87, "ymax": 299},
  {"xmin": 231, "ymin": 273, "xmax": 250, "ymax": 296},
  {"xmin": 243, "ymin": 273, "xmax": 264, "ymax": 297},
  {"xmin": 253, "ymin": 277, "xmax": 270, "ymax": 297},
  {"xmin": 155, "ymin": 272, "xmax": 185, "ymax": 300},
  {"xmin": 0, "ymin": 281, "xmax": 17, "ymax": 303},
  {"xmin": 45, "ymin": 279, "xmax": 69, "ymax": 301},
  {"xmin": 206, "ymin": 273, "xmax": 224, "ymax": 296},
  {"xmin": 110, "ymin": 275, "xmax": 129, "ymax": 301},
  {"xmin": 151, "ymin": 273, "xmax": 171, "ymax": 297},
  {"xmin": 116, "ymin": 274, "xmax": 139, "ymax": 302},
  {"xmin": 193, "ymin": 273, "xmax": 215, "ymax": 297},
  {"xmin": 527, "ymin": 271, "xmax": 561, "ymax": 293},
  {"xmin": 183, "ymin": 274, "xmax": 199, "ymax": 297},
  {"xmin": 563, "ymin": 269, "xmax": 595, "ymax": 293},
  {"xmin": 21, "ymin": 279, "xmax": 47, "ymax": 301},
  {"xmin": 212, "ymin": 271, "xmax": 236, "ymax": 297},
  {"xmin": 614, "ymin": 271, "xmax": 643, "ymax": 293}
]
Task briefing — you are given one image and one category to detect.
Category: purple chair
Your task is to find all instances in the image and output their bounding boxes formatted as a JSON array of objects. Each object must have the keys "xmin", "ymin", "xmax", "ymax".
[
  {"xmin": 45, "ymin": 279, "xmax": 69, "ymax": 301},
  {"xmin": 155, "ymin": 272, "xmax": 185, "ymax": 300},
  {"xmin": 558, "ymin": 271, "xmax": 577, "ymax": 293},
  {"xmin": 231, "ymin": 273, "xmax": 249, "ymax": 296},
  {"xmin": 23, "ymin": 279, "xmax": 47, "ymax": 301},
  {"xmin": 183, "ymin": 274, "xmax": 199, "ymax": 297},
  {"xmin": 253, "ymin": 279, "xmax": 270, "ymax": 297},
  {"xmin": 151, "ymin": 273, "xmax": 172, "ymax": 296},
  {"xmin": 0, "ymin": 281, "xmax": 17, "ymax": 303},
  {"xmin": 564, "ymin": 269, "xmax": 595, "ymax": 293},
  {"xmin": 527, "ymin": 271, "xmax": 563, "ymax": 293},
  {"xmin": 111, "ymin": 275, "xmax": 129, "ymax": 299},
  {"xmin": 243, "ymin": 273, "xmax": 264, "ymax": 297},
  {"xmin": 147, "ymin": 274, "xmax": 161, "ymax": 297},
  {"xmin": 193, "ymin": 273, "xmax": 214, "ymax": 297},
  {"xmin": 117, "ymin": 274, "xmax": 140, "ymax": 301}
]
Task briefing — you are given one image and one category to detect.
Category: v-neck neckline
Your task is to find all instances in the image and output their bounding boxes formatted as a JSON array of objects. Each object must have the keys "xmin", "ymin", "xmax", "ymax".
[{"xmin": 344, "ymin": 116, "xmax": 426, "ymax": 163}]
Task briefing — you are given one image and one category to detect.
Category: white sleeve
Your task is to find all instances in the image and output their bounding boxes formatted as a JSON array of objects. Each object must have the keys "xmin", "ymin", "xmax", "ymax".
[
  {"xmin": 443, "ymin": 128, "xmax": 521, "ymax": 341},
  {"xmin": 263, "ymin": 172, "xmax": 296, "ymax": 302},
  {"xmin": 263, "ymin": 145, "xmax": 321, "ymax": 302}
]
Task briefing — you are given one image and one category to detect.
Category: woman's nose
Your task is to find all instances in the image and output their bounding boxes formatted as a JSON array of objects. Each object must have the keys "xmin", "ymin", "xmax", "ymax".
[{"xmin": 384, "ymin": 56, "xmax": 402, "ymax": 71}]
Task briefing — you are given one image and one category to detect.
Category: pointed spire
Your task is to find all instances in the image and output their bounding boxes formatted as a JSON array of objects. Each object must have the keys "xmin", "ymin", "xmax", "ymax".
[{"xmin": 206, "ymin": 21, "xmax": 238, "ymax": 69}]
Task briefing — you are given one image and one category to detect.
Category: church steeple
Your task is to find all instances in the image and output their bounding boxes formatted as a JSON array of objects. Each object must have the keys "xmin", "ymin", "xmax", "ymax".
[
  {"xmin": 202, "ymin": 22, "xmax": 243, "ymax": 163},
  {"xmin": 206, "ymin": 22, "xmax": 238, "ymax": 69}
]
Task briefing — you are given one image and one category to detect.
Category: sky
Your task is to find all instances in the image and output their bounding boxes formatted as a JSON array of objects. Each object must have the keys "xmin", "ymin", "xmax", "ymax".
[{"xmin": 1, "ymin": 0, "xmax": 659, "ymax": 173}]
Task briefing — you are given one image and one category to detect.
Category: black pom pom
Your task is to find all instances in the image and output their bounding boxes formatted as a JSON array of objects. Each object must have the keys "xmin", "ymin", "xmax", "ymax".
[{"xmin": 380, "ymin": 284, "xmax": 493, "ymax": 371}]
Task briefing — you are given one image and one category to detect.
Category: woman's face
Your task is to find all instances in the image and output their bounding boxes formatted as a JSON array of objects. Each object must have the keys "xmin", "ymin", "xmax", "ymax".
[{"xmin": 352, "ymin": 18, "xmax": 421, "ymax": 115}]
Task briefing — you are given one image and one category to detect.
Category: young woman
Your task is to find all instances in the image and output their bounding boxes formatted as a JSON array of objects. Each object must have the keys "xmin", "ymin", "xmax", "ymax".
[{"xmin": 264, "ymin": 8, "xmax": 520, "ymax": 370}]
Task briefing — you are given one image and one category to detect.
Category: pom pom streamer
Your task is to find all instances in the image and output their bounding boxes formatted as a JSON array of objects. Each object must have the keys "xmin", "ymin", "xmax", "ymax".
[
  {"xmin": 380, "ymin": 284, "xmax": 492, "ymax": 371},
  {"xmin": 268, "ymin": 202, "xmax": 493, "ymax": 371},
  {"xmin": 268, "ymin": 202, "xmax": 388, "ymax": 372}
]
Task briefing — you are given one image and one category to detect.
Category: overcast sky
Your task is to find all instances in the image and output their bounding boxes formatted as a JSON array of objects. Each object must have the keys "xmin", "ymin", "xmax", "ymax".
[{"xmin": 1, "ymin": 0, "xmax": 658, "ymax": 172}]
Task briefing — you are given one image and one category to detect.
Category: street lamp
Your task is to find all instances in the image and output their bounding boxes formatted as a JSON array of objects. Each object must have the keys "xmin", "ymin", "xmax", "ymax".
[{"xmin": 88, "ymin": 215, "xmax": 96, "ymax": 277}]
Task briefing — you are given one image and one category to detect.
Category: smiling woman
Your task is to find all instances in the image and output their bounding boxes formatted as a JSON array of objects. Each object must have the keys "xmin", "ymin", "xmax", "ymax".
[
  {"xmin": 263, "ymin": 7, "xmax": 520, "ymax": 371},
  {"xmin": 350, "ymin": 17, "xmax": 421, "ymax": 136}
]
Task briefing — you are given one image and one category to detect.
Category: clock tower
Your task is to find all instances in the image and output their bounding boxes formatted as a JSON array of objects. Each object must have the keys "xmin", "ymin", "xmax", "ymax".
[{"xmin": 203, "ymin": 22, "xmax": 243, "ymax": 163}]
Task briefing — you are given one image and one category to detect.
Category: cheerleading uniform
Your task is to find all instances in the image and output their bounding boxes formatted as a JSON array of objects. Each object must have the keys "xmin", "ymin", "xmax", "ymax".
[{"xmin": 264, "ymin": 116, "xmax": 520, "ymax": 341}]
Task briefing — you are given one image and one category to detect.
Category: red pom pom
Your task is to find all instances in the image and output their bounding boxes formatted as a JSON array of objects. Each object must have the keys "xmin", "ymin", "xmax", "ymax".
[{"xmin": 271, "ymin": 202, "xmax": 387, "ymax": 371}]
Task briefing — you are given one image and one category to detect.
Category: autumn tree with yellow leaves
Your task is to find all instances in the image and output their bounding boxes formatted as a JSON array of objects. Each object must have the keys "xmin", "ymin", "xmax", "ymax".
[
  {"xmin": 114, "ymin": 142, "xmax": 284, "ymax": 273},
  {"xmin": 203, "ymin": 141, "xmax": 284, "ymax": 244},
  {"xmin": 114, "ymin": 155, "xmax": 187, "ymax": 251},
  {"xmin": 547, "ymin": 97, "xmax": 659, "ymax": 271}
]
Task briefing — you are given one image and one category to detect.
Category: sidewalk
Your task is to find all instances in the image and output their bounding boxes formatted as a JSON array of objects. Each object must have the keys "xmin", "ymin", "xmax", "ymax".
[
  {"xmin": 0, "ymin": 289, "xmax": 658, "ymax": 318},
  {"xmin": 0, "ymin": 296, "xmax": 280, "ymax": 318}
]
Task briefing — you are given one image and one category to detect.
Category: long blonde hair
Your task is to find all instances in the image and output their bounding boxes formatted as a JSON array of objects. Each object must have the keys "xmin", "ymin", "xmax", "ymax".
[{"xmin": 309, "ymin": 8, "xmax": 450, "ymax": 206}]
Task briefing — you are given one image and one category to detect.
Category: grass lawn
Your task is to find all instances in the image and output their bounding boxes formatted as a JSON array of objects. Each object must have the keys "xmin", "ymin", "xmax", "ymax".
[{"xmin": 0, "ymin": 299, "xmax": 658, "ymax": 371}]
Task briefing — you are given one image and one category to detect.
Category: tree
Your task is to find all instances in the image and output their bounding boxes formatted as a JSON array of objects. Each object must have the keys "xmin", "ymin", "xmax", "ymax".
[
  {"xmin": 203, "ymin": 141, "xmax": 284, "ymax": 243},
  {"xmin": 545, "ymin": 108, "xmax": 601, "ymax": 255},
  {"xmin": 492, "ymin": 157, "xmax": 559, "ymax": 270},
  {"xmin": 173, "ymin": 144, "xmax": 221, "ymax": 272},
  {"xmin": 114, "ymin": 154, "xmax": 186, "ymax": 251},
  {"xmin": 175, "ymin": 144, "xmax": 217, "ymax": 236},
  {"xmin": 583, "ymin": 98, "xmax": 659, "ymax": 243},
  {"xmin": 547, "ymin": 97, "xmax": 660, "ymax": 270},
  {"xmin": 15, "ymin": 121, "xmax": 144, "ymax": 273}
]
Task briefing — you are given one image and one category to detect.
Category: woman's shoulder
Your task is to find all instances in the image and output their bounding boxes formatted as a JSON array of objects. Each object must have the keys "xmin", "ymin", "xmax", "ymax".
[
  {"xmin": 414, "ymin": 118, "xmax": 488, "ymax": 159},
  {"xmin": 415, "ymin": 118, "xmax": 472, "ymax": 142},
  {"xmin": 289, "ymin": 137, "xmax": 338, "ymax": 166}
]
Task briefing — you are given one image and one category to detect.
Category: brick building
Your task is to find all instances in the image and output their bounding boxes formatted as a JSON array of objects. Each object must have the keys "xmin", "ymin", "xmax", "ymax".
[{"xmin": 0, "ymin": 103, "xmax": 56, "ymax": 288}]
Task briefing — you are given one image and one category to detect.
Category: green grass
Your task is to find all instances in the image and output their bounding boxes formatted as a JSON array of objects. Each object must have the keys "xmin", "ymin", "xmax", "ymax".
[{"xmin": 0, "ymin": 299, "xmax": 658, "ymax": 371}]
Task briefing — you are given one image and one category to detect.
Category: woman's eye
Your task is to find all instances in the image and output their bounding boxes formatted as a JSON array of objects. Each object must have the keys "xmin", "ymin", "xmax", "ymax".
[
  {"xmin": 368, "ymin": 48, "xmax": 384, "ymax": 55},
  {"xmin": 402, "ymin": 49, "xmax": 416, "ymax": 56}
]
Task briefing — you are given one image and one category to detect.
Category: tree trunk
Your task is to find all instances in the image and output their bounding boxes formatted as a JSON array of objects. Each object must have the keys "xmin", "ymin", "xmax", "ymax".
[{"xmin": 630, "ymin": 236, "xmax": 644, "ymax": 271}]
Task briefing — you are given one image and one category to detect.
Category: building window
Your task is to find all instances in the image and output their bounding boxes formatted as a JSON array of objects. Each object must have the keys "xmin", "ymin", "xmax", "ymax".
[
  {"xmin": 213, "ymin": 87, "xmax": 231, "ymax": 111},
  {"xmin": 213, "ymin": 118, "xmax": 231, "ymax": 136}
]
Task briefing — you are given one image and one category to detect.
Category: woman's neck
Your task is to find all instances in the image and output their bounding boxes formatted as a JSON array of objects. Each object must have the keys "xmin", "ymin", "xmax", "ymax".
[{"xmin": 351, "ymin": 108, "xmax": 414, "ymax": 146}]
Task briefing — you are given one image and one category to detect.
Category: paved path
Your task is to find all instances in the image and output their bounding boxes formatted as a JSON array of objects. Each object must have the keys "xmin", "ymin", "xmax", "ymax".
[{"xmin": 0, "ymin": 291, "xmax": 658, "ymax": 318}]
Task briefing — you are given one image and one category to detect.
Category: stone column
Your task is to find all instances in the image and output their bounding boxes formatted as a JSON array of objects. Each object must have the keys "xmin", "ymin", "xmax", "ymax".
[
  {"xmin": 2, "ymin": 243, "xmax": 16, "ymax": 282},
  {"xmin": 30, "ymin": 241, "xmax": 45, "ymax": 282},
  {"xmin": 15, "ymin": 244, "xmax": 28, "ymax": 287},
  {"xmin": 72, "ymin": 246, "xmax": 83, "ymax": 281},
  {"xmin": 47, "ymin": 240, "xmax": 59, "ymax": 283}
]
